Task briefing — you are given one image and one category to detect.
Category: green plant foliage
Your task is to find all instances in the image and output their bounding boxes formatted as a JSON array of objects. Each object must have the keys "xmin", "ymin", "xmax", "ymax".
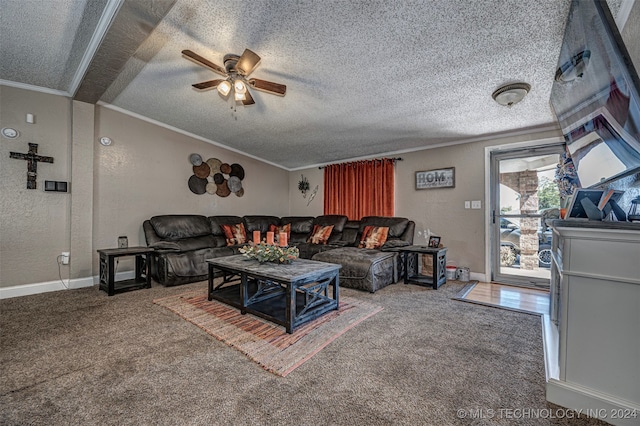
[{"xmin": 239, "ymin": 243, "xmax": 299, "ymax": 264}]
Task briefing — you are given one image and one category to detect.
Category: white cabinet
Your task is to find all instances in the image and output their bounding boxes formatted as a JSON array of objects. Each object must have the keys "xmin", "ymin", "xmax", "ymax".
[{"xmin": 544, "ymin": 221, "xmax": 640, "ymax": 426}]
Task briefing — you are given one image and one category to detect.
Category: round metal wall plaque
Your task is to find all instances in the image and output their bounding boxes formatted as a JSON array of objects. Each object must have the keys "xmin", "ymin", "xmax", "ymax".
[
  {"xmin": 193, "ymin": 162, "xmax": 210, "ymax": 178},
  {"xmin": 216, "ymin": 180, "xmax": 231, "ymax": 197},
  {"xmin": 206, "ymin": 158, "xmax": 222, "ymax": 175},
  {"xmin": 229, "ymin": 163, "xmax": 245, "ymax": 180},
  {"xmin": 228, "ymin": 176, "xmax": 242, "ymax": 193},
  {"xmin": 188, "ymin": 175, "xmax": 207, "ymax": 194},
  {"xmin": 189, "ymin": 153, "xmax": 203, "ymax": 166},
  {"xmin": 220, "ymin": 163, "xmax": 232, "ymax": 174}
]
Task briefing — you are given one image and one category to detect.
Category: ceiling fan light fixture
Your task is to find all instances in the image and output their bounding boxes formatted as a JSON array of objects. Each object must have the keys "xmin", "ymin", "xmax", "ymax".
[
  {"xmin": 234, "ymin": 91, "xmax": 246, "ymax": 101},
  {"xmin": 217, "ymin": 80, "xmax": 231, "ymax": 97},
  {"xmin": 492, "ymin": 82, "xmax": 531, "ymax": 107},
  {"xmin": 234, "ymin": 79, "xmax": 246, "ymax": 94}
]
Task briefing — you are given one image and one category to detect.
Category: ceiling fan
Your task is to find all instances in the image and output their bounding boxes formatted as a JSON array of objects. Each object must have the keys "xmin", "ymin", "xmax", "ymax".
[{"xmin": 182, "ymin": 48, "xmax": 286, "ymax": 106}]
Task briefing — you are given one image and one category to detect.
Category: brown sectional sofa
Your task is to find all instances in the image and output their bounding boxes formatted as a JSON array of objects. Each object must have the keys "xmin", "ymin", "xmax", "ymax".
[{"xmin": 143, "ymin": 214, "xmax": 414, "ymax": 292}]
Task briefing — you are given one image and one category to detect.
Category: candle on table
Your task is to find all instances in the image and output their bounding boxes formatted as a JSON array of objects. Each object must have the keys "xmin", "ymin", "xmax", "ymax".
[
  {"xmin": 266, "ymin": 231, "xmax": 274, "ymax": 245},
  {"xmin": 279, "ymin": 232, "xmax": 287, "ymax": 247},
  {"xmin": 253, "ymin": 230, "xmax": 261, "ymax": 244}
]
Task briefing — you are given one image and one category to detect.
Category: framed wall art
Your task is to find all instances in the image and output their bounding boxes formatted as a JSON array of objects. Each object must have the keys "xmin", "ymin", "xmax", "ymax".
[{"xmin": 415, "ymin": 167, "xmax": 455, "ymax": 189}]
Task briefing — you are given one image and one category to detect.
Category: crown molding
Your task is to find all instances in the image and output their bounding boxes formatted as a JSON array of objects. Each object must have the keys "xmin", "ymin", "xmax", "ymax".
[{"xmin": 0, "ymin": 80, "xmax": 69, "ymax": 97}]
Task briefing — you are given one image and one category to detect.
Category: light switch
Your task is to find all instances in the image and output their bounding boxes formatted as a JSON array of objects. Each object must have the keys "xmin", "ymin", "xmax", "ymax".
[
  {"xmin": 471, "ymin": 200, "xmax": 482, "ymax": 209},
  {"xmin": 464, "ymin": 201, "xmax": 471, "ymax": 209}
]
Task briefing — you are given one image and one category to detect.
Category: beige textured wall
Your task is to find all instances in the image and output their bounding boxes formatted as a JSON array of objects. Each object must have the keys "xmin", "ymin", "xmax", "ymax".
[
  {"xmin": 93, "ymin": 106, "xmax": 289, "ymax": 273},
  {"xmin": 70, "ymin": 101, "xmax": 95, "ymax": 280},
  {"xmin": 288, "ymin": 168, "xmax": 324, "ymax": 216},
  {"xmin": 289, "ymin": 129, "xmax": 562, "ymax": 275},
  {"xmin": 0, "ymin": 86, "xmax": 72, "ymax": 287}
]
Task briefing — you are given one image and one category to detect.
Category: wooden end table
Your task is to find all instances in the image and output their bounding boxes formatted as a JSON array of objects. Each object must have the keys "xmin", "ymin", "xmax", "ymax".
[
  {"xmin": 387, "ymin": 245, "xmax": 447, "ymax": 289},
  {"xmin": 98, "ymin": 247, "xmax": 153, "ymax": 296}
]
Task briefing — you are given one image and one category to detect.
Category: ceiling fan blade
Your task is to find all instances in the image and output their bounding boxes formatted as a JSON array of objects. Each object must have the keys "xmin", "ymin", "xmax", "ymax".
[
  {"xmin": 192, "ymin": 79, "xmax": 224, "ymax": 91},
  {"xmin": 242, "ymin": 90, "xmax": 255, "ymax": 106},
  {"xmin": 182, "ymin": 49, "xmax": 227, "ymax": 77},
  {"xmin": 236, "ymin": 49, "xmax": 261, "ymax": 76},
  {"xmin": 249, "ymin": 78, "xmax": 286, "ymax": 96}
]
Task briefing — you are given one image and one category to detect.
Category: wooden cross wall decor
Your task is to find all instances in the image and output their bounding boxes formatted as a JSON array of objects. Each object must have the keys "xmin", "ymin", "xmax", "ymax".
[{"xmin": 9, "ymin": 143, "xmax": 54, "ymax": 189}]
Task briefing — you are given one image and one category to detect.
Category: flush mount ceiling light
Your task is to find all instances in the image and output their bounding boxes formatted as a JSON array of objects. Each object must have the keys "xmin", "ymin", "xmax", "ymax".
[
  {"xmin": 492, "ymin": 82, "xmax": 531, "ymax": 107},
  {"xmin": 555, "ymin": 50, "xmax": 591, "ymax": 82}
]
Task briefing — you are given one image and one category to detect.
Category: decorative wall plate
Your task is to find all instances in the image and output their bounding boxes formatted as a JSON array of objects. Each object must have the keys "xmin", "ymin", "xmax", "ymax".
[{"xmin": 189, "ymin": 153, "xmax": 203, "ymax": 166}]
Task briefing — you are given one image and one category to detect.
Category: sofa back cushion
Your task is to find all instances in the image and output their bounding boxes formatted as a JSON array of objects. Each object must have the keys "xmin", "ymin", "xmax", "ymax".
[
  {"xmin": 150, "ymin": 215, "xmax": 211, "ymax": 240},
  {"xmin": 243, "ymin": 215, "xmax": 280, "ymax": 234},
  {"xmin": 358, "ymin": 216, "xmax": 409, "ymax": 238},
  {"xmin": 280, "ymin": 216, "xmax": 314, "ymax": 243},
  {"xmin": 341, "ymin": 220, "xmax": 360, "ymax": 245}
]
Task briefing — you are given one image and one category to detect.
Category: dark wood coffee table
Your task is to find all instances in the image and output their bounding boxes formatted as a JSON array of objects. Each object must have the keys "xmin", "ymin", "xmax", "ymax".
[{"xmin": 207, "ymin": 255, "xmax": 341, "ymax": 333}]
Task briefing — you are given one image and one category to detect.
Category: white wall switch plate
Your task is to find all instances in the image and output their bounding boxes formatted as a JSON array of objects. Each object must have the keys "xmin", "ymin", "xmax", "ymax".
[
  {"xmin": 464, "ymin": 201, "xmax": 471, "ymax": 209},
  {"xmin": 471, "ymin": 200, "xmax": 482, "ymax": 209}
]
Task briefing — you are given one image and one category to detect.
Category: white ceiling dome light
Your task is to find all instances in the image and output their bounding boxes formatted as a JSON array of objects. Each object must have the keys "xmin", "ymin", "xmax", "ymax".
[{"xmin": 492, "ymin": 83, "xmax": 531, "ymax": 107}]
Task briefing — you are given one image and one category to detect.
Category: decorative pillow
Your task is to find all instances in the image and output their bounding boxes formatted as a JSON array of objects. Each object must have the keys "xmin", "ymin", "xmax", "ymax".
[
  {"xmin": 221, "ymin": 223, "xmax": 247, "ymax": 246},
  {"xmin": 358, "ymin": 226, "xmax": 389, "ymax": 249},
  {"xmin": 268, "ymin": 223, "xmax": 291, "ymax": 239},
  {"xmin": 307, "ymin": 224, "xmax": 334, "ymax": 245}
]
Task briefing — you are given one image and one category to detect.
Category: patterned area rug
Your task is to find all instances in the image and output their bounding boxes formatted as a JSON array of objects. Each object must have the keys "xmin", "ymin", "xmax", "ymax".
[{"xmin": 153, "ymin": 290, "xmax": 383, "ymax": 377}]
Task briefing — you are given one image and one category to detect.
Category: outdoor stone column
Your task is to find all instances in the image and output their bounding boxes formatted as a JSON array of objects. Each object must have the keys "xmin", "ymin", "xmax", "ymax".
[
  {"xmin": 500, "ymin": 170, "xmax": 539, "ymax": 270},
  {"xmin": 517, "ymin": 171, "xmax": 539, "ymax": 270}
]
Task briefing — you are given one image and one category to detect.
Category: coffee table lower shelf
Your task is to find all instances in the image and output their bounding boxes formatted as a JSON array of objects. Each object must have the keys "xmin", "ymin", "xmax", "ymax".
[
  {"xmin": 209, "ymin": 281, "xmax": 338, "ymax": 331},
  {"xmin": 207, "ymin": 256, "xmax": 341, "ymax": 333}
]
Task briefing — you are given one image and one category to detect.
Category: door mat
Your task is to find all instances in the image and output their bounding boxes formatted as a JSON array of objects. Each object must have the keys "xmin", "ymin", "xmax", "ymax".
[{"xmin": 153, "ymin": 290, "xmax": 383, "ymax": 377}]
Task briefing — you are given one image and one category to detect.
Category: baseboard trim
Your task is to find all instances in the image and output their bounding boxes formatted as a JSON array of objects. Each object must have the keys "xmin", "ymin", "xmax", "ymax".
[
  {"xmin": 0, "ymin": 271, "xmax": 135, "ymax": 299},
  {"xmin": 546, "ymin": 379, "xmax": 640, "ymax": 426},
  {"xmin": 469, "ymin": 272, "xmax": 487, "ymax": 282}
]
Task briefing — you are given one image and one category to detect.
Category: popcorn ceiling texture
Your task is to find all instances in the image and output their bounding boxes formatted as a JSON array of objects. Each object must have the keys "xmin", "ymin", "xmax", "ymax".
[{"xmin": 0, "ymin": 0, "xmax": 631, "ymax": 169}]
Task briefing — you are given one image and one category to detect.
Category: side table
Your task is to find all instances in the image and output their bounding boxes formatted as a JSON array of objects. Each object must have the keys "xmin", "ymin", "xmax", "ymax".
[
  {"xmin": 98, "ymin": 247, "xmax": 153, "ymax": 296},
  {"xmin": 388, "ymin": 245, "xmax": 447, "ymax": 289}
]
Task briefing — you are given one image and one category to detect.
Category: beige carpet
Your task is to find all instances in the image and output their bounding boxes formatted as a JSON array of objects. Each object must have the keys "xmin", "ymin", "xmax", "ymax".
[{"xmin": 153, "ymin": 290, "xmax": 383, "ymax": 377}]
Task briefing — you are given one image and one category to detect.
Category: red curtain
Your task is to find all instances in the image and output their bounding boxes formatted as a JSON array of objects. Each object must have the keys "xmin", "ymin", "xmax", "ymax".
[{"xmin": 323, "ymin": 158, "xmax": 395, "ymax": 219}]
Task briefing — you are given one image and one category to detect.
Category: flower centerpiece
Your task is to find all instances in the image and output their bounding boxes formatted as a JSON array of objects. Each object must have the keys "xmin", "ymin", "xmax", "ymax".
[{"xmin": 239, "ymin": 242, "xmax": 299, "ymax": 264}]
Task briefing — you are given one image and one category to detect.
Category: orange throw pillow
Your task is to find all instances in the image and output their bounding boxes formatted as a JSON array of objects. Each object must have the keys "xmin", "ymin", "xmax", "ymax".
[
  {"xmin": 358, "ymin": 226, "xmax": 389, "ymax": 249},
  {"xmin": 307, "ymin": 224, "xmax": 334, "ymax": 245},
  {"xmin": 221, "ymin": 223, "xmax": 247, "ymax": 246},
  {"xmin": 268, "ymin": 223, "xmax": 291, "ymax": 239}
]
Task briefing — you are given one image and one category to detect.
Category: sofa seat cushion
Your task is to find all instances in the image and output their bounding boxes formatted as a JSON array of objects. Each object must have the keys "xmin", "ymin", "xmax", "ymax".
[
  {"xmin": 150, "ymin": 215, "xmax": 211, "ymax": 240},
  {"xmin": 312, "ymin": 247, "xmax": 397, "ymax": 292}
]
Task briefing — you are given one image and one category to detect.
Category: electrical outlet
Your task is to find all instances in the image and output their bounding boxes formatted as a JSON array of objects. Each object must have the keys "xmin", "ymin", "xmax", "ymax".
[
  {"xmin": 464, "ymin": 201, "xmax": 471, "ymax": 209},
  {"xmin": 471, "ymin": 200, "xmax": 482, "ymax": 209},
  {"xmin": 61, "ymin": 252, "xmax": 70, "ymax": 265}
]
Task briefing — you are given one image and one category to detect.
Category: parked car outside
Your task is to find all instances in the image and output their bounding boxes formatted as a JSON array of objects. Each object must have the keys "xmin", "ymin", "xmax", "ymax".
[{"xmin": 500, "ymin": 215, "xmax": 553, "ymax": 267}]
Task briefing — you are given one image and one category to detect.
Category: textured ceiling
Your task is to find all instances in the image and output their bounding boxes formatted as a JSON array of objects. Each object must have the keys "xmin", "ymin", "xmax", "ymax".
[{"xmin": 0, "ymin": 0, "xmax": 632, "ymax": 169}]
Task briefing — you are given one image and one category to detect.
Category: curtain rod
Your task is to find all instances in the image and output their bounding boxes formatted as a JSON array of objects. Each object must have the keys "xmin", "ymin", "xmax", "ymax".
[{"xmin": 318, "ymin": 157, "xmax": 403, "ymax": 169}]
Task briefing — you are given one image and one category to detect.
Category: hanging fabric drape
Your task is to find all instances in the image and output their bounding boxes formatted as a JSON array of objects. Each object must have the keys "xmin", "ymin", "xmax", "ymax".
[{"xmin": 323, "ymin": 158, "xmax": 395, "ymax": 219}]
